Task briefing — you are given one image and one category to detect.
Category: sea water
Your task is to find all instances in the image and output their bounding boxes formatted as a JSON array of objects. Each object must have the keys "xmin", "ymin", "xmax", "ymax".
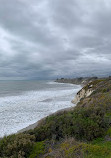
[{"xmin": 0, "ymin": 80, "xmax": 81, "ymax": 137}]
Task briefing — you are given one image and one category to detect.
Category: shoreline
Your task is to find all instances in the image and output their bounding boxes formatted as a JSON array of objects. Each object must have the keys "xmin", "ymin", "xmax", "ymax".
[
  {"xmin": 17, "ymin": 82, "xmax": 82, "ymax": 134},
  {"xmin": 17, "ymin": 106, "xmax": 75, "ymax": 133},
  {"xmin": 0, "ymin": 81, "xmax": 81, "ymax": 138}
]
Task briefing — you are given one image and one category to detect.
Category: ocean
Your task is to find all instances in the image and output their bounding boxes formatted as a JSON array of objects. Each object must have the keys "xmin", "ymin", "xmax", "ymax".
[{"xmin": 0, "ymin": 80, "xmax": 81, "ymax": 137}]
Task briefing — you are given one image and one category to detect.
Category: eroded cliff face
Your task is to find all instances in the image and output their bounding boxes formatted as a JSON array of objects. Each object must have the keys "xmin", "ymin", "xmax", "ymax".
[{"xmin": 72, "ymin": 84, "xmax": 94, "ymax": 104}]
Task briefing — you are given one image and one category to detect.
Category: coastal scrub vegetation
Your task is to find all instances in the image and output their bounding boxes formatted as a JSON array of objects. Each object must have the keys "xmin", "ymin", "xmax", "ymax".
[{"xmin": 1, "ymin": 79, "xmax": 111, "ymax": 157}]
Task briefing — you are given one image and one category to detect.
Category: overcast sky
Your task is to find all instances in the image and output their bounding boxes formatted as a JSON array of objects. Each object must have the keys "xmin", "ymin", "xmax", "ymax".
[{"xmin": 0, "ymin": 0, "xmax": 111, "ymax": 79}]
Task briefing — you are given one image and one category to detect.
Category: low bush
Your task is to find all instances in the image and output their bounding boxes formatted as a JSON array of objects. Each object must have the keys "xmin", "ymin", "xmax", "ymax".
[
  {"xmin": 29, "ymin": 141, "xmax": 45, "ymax": 158},
  {"xmin": 41, "ymin": 138, "xmax": 111, "ymax": 158},
  {"xmin": 26, "ymin": 104, "xmax": 108, "ymax": 142},
  {"xmin": 0, "ymin": 133, "xmax": 35, "ymax": 158}
]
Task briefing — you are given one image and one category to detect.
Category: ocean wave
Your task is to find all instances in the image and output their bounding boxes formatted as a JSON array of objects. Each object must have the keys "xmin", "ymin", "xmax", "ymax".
[{"xmin": 0, "ymin": 84, "xmax": 81, "ymax": 137}]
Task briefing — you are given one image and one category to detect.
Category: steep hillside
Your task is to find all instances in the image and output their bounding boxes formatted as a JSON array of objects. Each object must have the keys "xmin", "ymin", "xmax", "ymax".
[{"xmin": 1, "ymin": 79, "xmax": 111, "ymax": 158}]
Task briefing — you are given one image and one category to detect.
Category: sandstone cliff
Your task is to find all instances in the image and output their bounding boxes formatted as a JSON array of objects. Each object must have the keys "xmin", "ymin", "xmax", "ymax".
[
  {"xmin": 71, "ymin": 80, "xmax": 103, "ymax": 104},
  {"xmin": 72, "ymin": 85, "xmax": 93, "ymax": 104}
]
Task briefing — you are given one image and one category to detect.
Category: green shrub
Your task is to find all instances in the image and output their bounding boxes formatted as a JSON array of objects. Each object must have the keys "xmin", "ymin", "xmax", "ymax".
[
  {"xmin": 29, "ymin": 141, "xmax": 45, "ymax": 158},
  {"xmin": 106, "ymin": 127, "xmax": 111, "ymax": 137},
  {"xmin": 41, "ymin": 138, "xmax": 111, "ymax": 158},
  {"xmin": 27, "ymin": 105, "xmax": 108, "ymax": 142},
  {"xmin": 0, "ymin": 133, "xmax": 35, "ymax": 158}
]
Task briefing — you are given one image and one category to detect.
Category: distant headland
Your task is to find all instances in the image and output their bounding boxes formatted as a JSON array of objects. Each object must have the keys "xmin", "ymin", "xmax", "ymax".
[
  {"xmin": 55, "ymin": 76, "xmax": 98, "ymax": 85},
  {"xmin": 55, "ymin": 76, "xmax": 111, "ymax": 85}
]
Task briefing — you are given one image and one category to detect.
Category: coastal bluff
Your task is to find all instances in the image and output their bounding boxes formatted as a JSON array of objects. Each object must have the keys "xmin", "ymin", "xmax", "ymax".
[
  {"xmin": 72, "ymin": 85, "xmax": 93, "ymax": 104},
  {"xmin": 55, "ymin": 77, "xmax": 107, "ymax": 104},
  {"xmin": 72, "ymin": 78, "xmax": 109, "ymax": 104},
  {"xmin": 55, "ymin": 77, "xmax": 98, "ymax": 104}
]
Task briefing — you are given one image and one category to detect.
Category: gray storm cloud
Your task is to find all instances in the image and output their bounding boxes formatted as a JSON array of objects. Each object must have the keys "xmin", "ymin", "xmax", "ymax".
[{"xmin": 0, "ymin": 0, "xmax": 111, "ymax": 79}]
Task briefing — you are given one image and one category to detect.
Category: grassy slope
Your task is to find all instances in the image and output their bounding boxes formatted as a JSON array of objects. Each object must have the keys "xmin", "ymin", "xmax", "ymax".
[{"xmin": 1, "ymin": 79, "xmax": 111, "ymax": 157}]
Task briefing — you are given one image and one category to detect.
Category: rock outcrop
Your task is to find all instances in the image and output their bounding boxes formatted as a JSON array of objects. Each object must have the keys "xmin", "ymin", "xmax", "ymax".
[
  {"xmin": 71, "ymin": 79, "xmax": 106, "ymax": 104},
  {"xmin": 71, "ymin": 79, "xmax": 102, "ymax": 104},
  {"xmin": 72, "ymin": 86, "xmax": 93, "ymax": 104}
]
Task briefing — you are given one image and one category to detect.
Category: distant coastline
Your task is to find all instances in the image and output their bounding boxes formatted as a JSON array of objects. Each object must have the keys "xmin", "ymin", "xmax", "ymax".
[{"xmin": 55, "ymin": 77, "xmax": 98, "ymax": 85}]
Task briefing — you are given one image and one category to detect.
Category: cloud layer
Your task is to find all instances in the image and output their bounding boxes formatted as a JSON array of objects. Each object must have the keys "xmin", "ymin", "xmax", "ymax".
[{"xmin": 0, "ymin": 0, "xmax": 111, "ymax": 79}]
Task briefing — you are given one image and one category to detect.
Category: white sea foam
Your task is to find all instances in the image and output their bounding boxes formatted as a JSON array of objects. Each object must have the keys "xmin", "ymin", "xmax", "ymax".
[{"xmin": 0, "ymin": 82, "xmax": 81, "ymax": 137}]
